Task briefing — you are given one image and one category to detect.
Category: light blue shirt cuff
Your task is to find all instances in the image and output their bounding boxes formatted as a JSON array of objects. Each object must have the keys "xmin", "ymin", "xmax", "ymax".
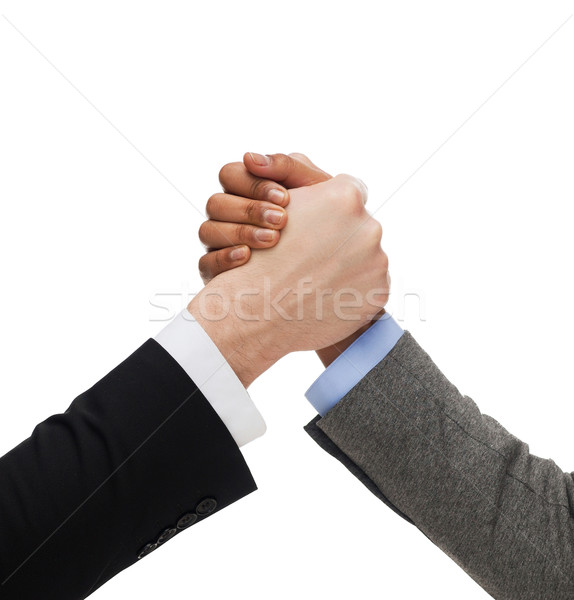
[{"xmin": 305, "ymin": 313, "xmax": 404, "ymax": 416}]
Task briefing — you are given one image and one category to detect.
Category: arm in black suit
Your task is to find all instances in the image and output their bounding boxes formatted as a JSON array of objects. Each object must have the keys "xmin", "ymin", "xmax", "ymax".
[{"xmin": 0, "ymin": 339, "xmax": 256, "ymax": 600}]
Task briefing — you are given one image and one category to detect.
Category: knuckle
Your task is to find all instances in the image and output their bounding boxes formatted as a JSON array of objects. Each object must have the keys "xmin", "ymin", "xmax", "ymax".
[
  {"xmin": 245, "ymin": 199, "xmax": 260, "ymax": 222},
  {"xmin": 198, "ymin": 221, "xmax": 211, "ymax": 245},
  {"xmin": 217, "ymin": 163, "xmax": 232, "ymax": 185},
  {"xmin": 205, "ymin": 194, "xmax": 222, "ymax": 218},
  {"xmin": 198, "ymin": 255, "xmax": 212, "ymax": 282},
  {"xmin": 374, "ymin": 252, "xmax": 389, "ymax": 283},
  {"xmin": 367, "ymin": 219, "xmax": 383, "ymax": 243},
  {"xmin": 381, "ymin": 250, "xmax": 389, "ymax": 269},
  {"xmin": 335, "ymin": 175, "xmax": 365, "ymax": 212},
  {"xmin": 270, "ymin": 153, "xmax": 294, "ymax": 172},
  {"xmin": 378, "ymin": 250, "xmax": 389, "ymax": 275},
  {"xmin": 218, "ymin": 162, "xmax": 243, "ymax": 187},
  {"xmin": 268, "ymin": 152, "xmax": 287, "ymax": 164},
  {"xmin": 213, "ymin": 250, "xmax": 224, "ymax": 272},
  {"xmin": 288, "ymin": 152, "xmax": 309, "ymax": 162},
  {"xmin": 348, "ymin": 182, "xmax": 365, "ymax": 208},
  {"xmin": 249, "ymin": 178, "xmax": 267, "ymax": 199},
  {"xmin": 348, "ymin": 188, "xmax": 366, "ymax": 214},
  {"xmin": 235, "ymin": 223, "xmax": 251, "ymax": 242}
]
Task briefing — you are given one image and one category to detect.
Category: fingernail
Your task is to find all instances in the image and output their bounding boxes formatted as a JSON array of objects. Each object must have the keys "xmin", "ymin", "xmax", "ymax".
[
  {"xmin": 249, "ymin": 152, "xmax": 270, "ymax": 166},
  {"xmin": 255, "ymin": 228, "xmax": 276, "ymax": 242},
  {"xmin": 264, "ymin": 209, "xmax": 284, "ymax": 225},
  {"xmin": 267, "ymin": 189, "xmax": 286, "ymax": 204},
  {"xmin": 229, "ymin": 247, "xmax": 247, "ymax": 261}
]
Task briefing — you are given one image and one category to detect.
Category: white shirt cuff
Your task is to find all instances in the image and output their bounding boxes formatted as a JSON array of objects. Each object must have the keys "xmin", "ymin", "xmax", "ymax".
[{"xmin": 154, "ymin": 309, "xmax": 266, "ymax": 447}]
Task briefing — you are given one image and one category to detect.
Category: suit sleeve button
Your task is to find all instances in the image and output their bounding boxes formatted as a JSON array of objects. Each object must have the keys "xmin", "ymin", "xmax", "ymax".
[
  {"xmin": 177, "ymin": 513, "xmax": 198, "ymax": 530},
  {"xmin": 137, "ymin": 543, "xmax": 157, "ymax": 560},
  {"xmin": 196, "ymin": 498, "xmax": 217, "ymax": 516},
  {"xmin": 157, "ymin": 528, "xmax": 177, "ymax": 545}
]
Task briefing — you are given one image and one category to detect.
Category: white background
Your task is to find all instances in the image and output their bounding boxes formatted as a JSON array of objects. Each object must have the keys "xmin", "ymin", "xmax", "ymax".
[{"xmin": 1, "ymin": 1, "xmax": 573, "ymax": 598}]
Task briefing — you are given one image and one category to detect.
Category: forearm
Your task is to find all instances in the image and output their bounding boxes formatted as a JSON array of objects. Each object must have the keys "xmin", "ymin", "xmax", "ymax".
[
  {"xmin": 187, "ymin": 285, "xmax": 280, "ymax": 388},
  {"xmin": 0, "ymin": 340, "xmax": 256, "ymax": 599},
  {"xmin": 308, "ymin": 332, "xmax": 574, "ymax": 599}
]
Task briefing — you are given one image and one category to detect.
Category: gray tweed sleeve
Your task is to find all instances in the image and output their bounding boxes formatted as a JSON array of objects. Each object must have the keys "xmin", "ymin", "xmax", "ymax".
[{"xmin": 305, "ymin": 331, "xmax": 574, "ymax": 600}]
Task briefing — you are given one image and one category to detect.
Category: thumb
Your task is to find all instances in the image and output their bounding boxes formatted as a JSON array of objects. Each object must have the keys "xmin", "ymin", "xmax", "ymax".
[{"xmin": 244, "ymin": 152, "xmax": 332, "ymax": 188}]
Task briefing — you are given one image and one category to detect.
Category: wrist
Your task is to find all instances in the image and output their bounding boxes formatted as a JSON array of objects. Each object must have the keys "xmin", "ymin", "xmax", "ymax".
[
  {"xmin": 187, "ymin": 281, "xmax": 282, "ymax": 388},
  {"xmin": 315, "ymin": 309, "xmax": 385, "ymax": 367}
]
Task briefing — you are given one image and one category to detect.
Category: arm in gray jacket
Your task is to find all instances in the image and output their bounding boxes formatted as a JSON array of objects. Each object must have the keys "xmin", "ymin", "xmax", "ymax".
[{"xmin": 305, "ymin": 332, "xmax": 574, "ymax": 600}]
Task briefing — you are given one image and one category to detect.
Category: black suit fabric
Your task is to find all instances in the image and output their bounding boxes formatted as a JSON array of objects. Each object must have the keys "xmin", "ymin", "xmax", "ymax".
[{"xmin": 0, "ymin": 339, "xmax": 256, "ymax": 599}]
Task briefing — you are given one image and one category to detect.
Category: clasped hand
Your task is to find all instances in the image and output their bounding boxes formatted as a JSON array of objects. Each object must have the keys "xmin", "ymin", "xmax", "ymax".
[{"xmin": 187, "ymin": 153, "xmax": 390, "ymax": 387}]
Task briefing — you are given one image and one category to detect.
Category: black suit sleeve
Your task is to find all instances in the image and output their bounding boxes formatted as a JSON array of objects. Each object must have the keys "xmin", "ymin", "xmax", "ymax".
[{"xmin": 0, "ymin": 339, "xmax": 257, "ymax": 600}]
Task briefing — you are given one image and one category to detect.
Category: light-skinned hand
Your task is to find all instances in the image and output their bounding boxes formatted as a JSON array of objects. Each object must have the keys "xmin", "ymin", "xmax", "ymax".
[
  {"xmin": 188, "ymin": 171, "xmax": 389, "ymax": 386},
  {"xmin": 198, "ymin": 153, "xmax": 389, "ymax": 368}
]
